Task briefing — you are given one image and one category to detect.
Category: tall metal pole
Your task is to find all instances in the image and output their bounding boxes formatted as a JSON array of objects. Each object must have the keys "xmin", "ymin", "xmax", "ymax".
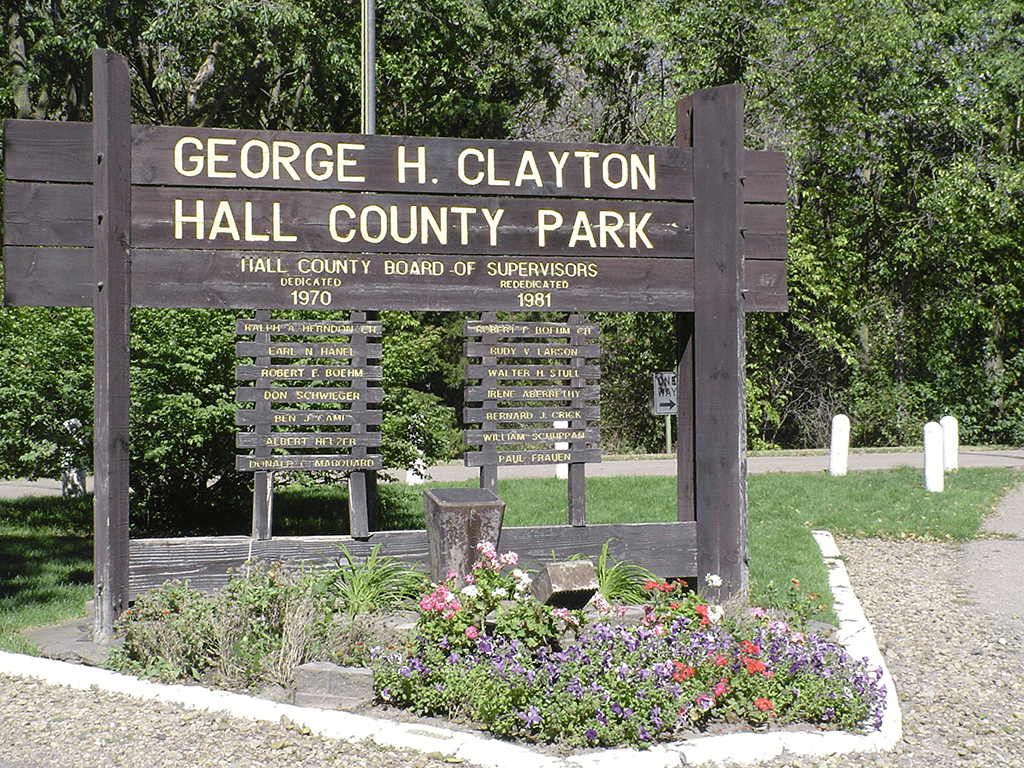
[{"xmin": 361, "ymin": 0, "xmax": 376, "ymax": 135}]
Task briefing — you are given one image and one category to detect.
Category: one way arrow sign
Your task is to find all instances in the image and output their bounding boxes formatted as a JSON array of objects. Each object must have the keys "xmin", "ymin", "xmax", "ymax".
[{"xmin": 652, "ymin": 372, "xmax": 677, "ymax": 415}]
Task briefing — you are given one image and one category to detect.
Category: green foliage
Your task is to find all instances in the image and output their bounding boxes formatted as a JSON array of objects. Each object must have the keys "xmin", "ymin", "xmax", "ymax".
[
  {"xmin": 328, "ymin": 544, "xmax": 428, "ymax": 616},
  {"xmin": 0, "ymin": 308, "xmax": 94, "ymax": 481},
  {"xmin": 109, "ymin": 562, "xmax": 338, "ymax": 687},
  {"xmin": 587, "ymin": 538, "xmax": 657, "ymax": 605}
]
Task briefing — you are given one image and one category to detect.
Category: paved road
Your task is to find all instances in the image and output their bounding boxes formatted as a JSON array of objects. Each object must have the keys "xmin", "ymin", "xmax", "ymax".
[
  {"xmin": 401, "ymin": 447, "xmax": 1024, "ymax": 483},
  {"xmin": 5, "ymin": 449, "xmax": 1024, "ymax": 496}
]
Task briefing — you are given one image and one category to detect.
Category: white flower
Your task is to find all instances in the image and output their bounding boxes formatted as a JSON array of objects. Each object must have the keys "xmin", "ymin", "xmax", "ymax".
[
  {"xmin": 707, "ymin": 605, "xmax": 724, "ymax": 624},
  {"xmin": 460, "ymin": 585, "xmax": 479, "ymax": 598},
  {"xmin": 492, "ymin": 587, "xmax": 508, "ymax": 599},
  {"xmin": 705, "ymin": 573, "xmax": 723, "ymax": 588}
]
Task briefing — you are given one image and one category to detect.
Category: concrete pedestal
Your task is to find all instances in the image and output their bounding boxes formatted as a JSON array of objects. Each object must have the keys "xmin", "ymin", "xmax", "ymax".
[{"xmin": 423, "ymin": 488, "xmax": 505, "ymax": 582}]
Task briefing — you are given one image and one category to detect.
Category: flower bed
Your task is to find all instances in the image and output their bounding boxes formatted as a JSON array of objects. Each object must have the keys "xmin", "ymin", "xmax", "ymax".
[{"xmin": 372, "ymin": 545, "xmax": 887, "ymax": 750}]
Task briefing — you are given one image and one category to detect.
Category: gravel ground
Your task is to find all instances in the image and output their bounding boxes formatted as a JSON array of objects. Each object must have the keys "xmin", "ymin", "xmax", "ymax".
[{"xmin": 3, "ymin": 511, "xmax": 1024, "ymax": 766}]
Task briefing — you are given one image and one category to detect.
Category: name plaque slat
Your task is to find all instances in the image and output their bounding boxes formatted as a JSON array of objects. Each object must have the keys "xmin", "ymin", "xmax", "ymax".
[
  {"xmin": 462, "ymin": 405, "xmax": 601, "ymax": 423},
  {"xmin": 464, "ymin": 448, "xmax": 601, "ymax": 467},
  {"xmin": 235, "ymin": 386, "xmax": 385, "ymax": 404},
  {"xmin": 463, "ymin": 364, "xmax": 601, "ymax": 380},
  {"xmin": 462, "ymin": 321, "xmax": 601, "ymax": 337},
  {"xmin": 234, "ymin": 364, "xmax": 383, "ymax": 381},
  {"xmin": 236, "ymin": 454, "xmax": 383, "ymax": 472},
  {"xmin": 236, "ymin": 432, "xmax": 381, "ymax": 449},
  {"xmin": 464, "ymin": 384, "xmax": 600, "ymax": 402},
  {"xmin": 235, "ymin": 409, "xmax": 383, "ymax": 426},
  {"xmin": 463, "ymin": 426, "xmax": 601, "ymax": 446},
  {"xmin": 235, "ymin": 319, "xmax": 381, "ymax": 336},
  {"xmin": 234, "ymin": 341, "xmax": 373, "ymax": 358},
  {"xmin": 463, "ymin": 342, "xmax": 601, "ymax": 359}
]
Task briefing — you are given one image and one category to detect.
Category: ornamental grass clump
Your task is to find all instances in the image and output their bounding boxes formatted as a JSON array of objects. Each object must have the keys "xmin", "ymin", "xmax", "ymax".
[{"xmin": 372, "ymin": 551, "xmax": 887, "ymax": 750}]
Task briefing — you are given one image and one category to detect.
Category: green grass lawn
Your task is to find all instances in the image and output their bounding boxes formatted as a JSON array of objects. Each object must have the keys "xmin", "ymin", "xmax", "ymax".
[{"xmin": 3, "ymin": 465, "xmax": 1022, "ymax": 653}]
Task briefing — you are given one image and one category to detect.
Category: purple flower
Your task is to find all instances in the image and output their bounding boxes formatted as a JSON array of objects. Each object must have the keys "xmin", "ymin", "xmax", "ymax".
[{"xmin": 519, "ymin": 705, "xmax": 541, "ymax": 727}]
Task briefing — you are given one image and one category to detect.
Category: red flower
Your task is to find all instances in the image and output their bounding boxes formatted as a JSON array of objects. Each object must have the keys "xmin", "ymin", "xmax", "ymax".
[
  {"xmin": 694, "ymin": 604, "xmax": 710, "ymax": 626},
  {"xmin": 754, "ymin": 697, "xmax": 774, "ymax": 713},
  {"xmin": 743, "ymin": 657, "xmax": 767, "ymax": 675},
  {"xmin": 739, "ymin": 640, "xmax": 760, "ymax": 656},
  {"xmin": 671, "ymin": 662, "xmax": 696, "ymax": 682}
]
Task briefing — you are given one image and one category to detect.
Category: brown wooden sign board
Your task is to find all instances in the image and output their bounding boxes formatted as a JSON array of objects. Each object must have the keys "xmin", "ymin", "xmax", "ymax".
[
  {"xmin": 0, "ymin": 50, "xmax": 787, "ymax": 636},
  {"xmin": 4, "ymin": 114, "xmax": 787, "ymax": 314}
]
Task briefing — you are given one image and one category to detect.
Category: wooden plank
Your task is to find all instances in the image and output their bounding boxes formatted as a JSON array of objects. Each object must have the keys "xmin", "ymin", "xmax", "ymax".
[
  {"xmin": 6, "ymin": 120, "xmax": 785, "ymax": 207},
  {"xmin": 236, "ymin": 454, "xmax": 383, "ymax": 471},
  {"xmin": 6, "ymin": 180, "xmax": 782, "ymax": 261},
  {"xmin": 742, "ymin": 203, "xmax": 787, "ymax": 261},
  {"xmin": 463, "ymin": 405, "xmax": 600, "ymax": 424},
  {"xmin": 464, "ymin": 448, "xmax": 601, "ymax": 466},
  {"xmin": 4, "ymin": 246, "xmax": 786, "ymax": 312},
  {"xmin": 463, "ymin": 364, "xmax": 601, "ymax": 380},
  {"xmin": 236, "ymin": 318, "xmax": 381, "ymax": 335},
  {"xmin": 235, "ymin": 341, "xmax": 371, "ymax": 358},
  {"xmin": 127, "ymin": 521, "xmax": 696, "ymax": 596},
  {"xmin": 463, "ymin": 426, "xmax": 600, "ymax": 446},
  {"xmin": 128, "ymin": 188, "xmax": 691, "ymax": 258},
  {"xmin": 235, "ymin": 409, "xmax": 383, "ymax": 426},
  {"xmin": 128, "ymin": 536, "xmax": 253, "ymax": 596},
  {"xmin": 464, "ymin": 342, "xmax": 601, "ymax": 359},
  {"xmin": 234, "ymin": 364, "xmax": 383, "ymax": 381},
  {"xmin": 692, "ymin": 84, "xmax": 749, "ymax": 602},
  {"xmin": 745, "ymin": 259, "xmax": 788, "ymax": 312},
  {"xmin": 3, "ymin": 182, "xmax": 92, "ymax": 246},
  {"xmin": 129, "ymin": 125, "xmax": 696, "ymax": 200},
  {"xmin": 237, "ymin": 431, "xmax": 380, "ymax": 449},
  {"xmin": 743, "ymin": 151, "xmax": 788, "ymax": 204},
  {"xmin": 2, "ymin": 120, "xmax": 93, "ymax": 183},
  {"xmin": 463, "ymin": 320, "xmax": 602, "ymax": 337},
  {"xmin": 1, "ymin": 247, "xmax": 92, "ymax": 306},
  {"xmin": 235, "ymin": 385, "xmax": 383, "ymax": 404},
  {"xmin": 464, "ymin": 384, "xmax": 599, "ymax": 402},
  {"xmin": 91, "ymin": 49, "xmax": 132, "ymax": 642}
]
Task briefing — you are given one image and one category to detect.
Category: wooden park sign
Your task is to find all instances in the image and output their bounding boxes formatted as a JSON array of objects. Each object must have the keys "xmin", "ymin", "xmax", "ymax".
[{"xmin": 2, "ymin": 50, "xmax": 786, "ymax": 640}]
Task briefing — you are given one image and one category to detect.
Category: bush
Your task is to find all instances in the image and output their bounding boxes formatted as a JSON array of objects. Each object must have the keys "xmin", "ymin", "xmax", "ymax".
[{"xmin": 109, "ymin": 562, "xmax": 337, "ymax": 687}]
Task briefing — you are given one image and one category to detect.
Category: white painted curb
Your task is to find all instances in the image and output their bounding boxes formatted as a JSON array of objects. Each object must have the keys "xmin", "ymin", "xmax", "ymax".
[{"xmin": 0, "ymin": 531, "xmax": 900, "ymax": 768}]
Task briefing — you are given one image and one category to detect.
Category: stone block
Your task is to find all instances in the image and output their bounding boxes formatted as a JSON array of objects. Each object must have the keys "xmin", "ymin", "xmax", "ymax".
[
  {"xmin": 423, "ymin": 488, "xmax": 505, "ymax": 582},
  {"xmin": 531, "ymin": 560, "xmax": 599, "ymax": 609},
  {"xmin": 292, "ymin": 662, "xmax": 374, "ymax": 711}
]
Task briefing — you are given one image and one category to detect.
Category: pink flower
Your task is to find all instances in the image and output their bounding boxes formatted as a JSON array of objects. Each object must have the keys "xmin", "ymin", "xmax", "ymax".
[
  {"xmin": 464, "ymin": 625, "xmax": 479, "ymax": 640},
  {"xmin": 499, "ymin": 551, "xmax": 519, "ymax": 567}
]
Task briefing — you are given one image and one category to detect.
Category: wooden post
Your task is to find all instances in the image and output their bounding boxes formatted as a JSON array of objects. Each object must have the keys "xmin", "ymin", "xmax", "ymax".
[
  {"xmin": 252, "ymin": 310, "xmax": 273, "ymax": 539},
  {"xmin": 692, "ymin": 84, "xmax": 748, "ymax": 602},
  {"xmin": 675, "ymin": 97, "xmax": 696, "ymax": 524},
  {"xmin": 347, "ymin": 311, "xmax": 380, "ymax": 538},
  {"xmin": 91, "ymin": 49, "xmax": 132, "ymax": 642},
  {"xmin": 477, "ymin": 313, "xmax": 499, "ymax": 495}
]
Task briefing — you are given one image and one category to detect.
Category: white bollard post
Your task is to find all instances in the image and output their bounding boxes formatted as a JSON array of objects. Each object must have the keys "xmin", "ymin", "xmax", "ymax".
[
  {"xmin": 924, "ymin": 421, "xmax": 944, "ymax": 492},
  {"xmin": 555, "ymin": 420, "xmax": 569, "ymax": 479},
  {"xmin": 940, "ymin": 415, "xmax": 959, "ymax": 472},
  {"xmin": 829, "ymin": 414, "xmax": 850, "ymax": 477}
]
